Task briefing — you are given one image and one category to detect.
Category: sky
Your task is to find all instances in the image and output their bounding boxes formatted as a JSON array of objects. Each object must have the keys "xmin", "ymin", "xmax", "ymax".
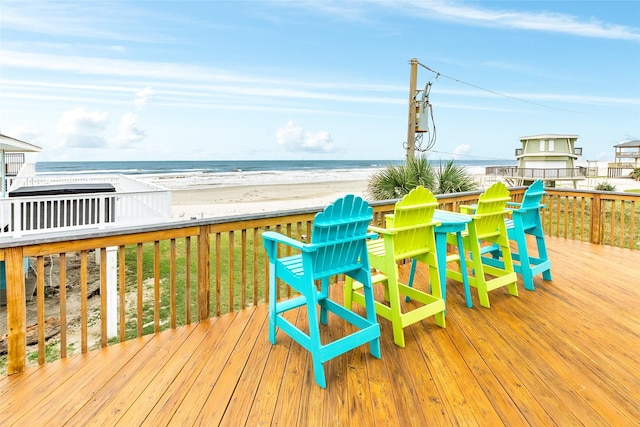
[{"xmin": 1, "ymin": 1, "xmax": 639, "ymax": 163}]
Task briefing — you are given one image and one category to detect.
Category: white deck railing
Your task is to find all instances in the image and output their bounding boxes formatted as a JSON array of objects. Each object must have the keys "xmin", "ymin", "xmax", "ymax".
[{"xmin": 1, "ymin": 174, "xmax": 171, "ymax": 237}]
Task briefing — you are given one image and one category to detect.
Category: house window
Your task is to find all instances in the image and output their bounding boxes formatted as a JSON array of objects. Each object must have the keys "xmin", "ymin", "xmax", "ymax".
[
  {"xmin": 548, "ymin": 139, "xmax": 555, "ymax": 151},
  {"xmin": 539, "ymin": 140, "xmax": 545, "ymax": 152}
]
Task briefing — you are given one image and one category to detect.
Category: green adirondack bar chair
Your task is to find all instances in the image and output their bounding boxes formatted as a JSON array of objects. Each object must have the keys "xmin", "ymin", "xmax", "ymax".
[
  {"xmin": 482, "ymin": 179, "xmax": 552, "ymax": 290},
  {"xmin": 344, "ymin": 186, "xmax": 445, "ymax": 348},
  {"xmin": 446, "ymin": 181, "xmax": 518, "ymax": 308},
  {"xmin": 262, "ymin": 194, "xmax": 381, "ymax": 388}
]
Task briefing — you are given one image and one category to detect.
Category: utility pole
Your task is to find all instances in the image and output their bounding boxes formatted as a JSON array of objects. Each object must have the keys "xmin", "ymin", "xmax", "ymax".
[{"xmin": 406, "ymin": 58, "xmax": 419, "ymax": 160}]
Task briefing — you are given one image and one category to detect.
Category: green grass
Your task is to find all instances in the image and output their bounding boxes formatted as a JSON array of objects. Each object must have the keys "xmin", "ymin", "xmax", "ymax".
[{"xmin": 118, "ymin": 226, "xmax": 282, "ymax": 339}]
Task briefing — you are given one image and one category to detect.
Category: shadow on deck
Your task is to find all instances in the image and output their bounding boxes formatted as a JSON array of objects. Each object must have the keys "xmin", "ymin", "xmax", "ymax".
[{"xmin": 1, "ymin": 237, "xmax": 639, "ymax": 425}]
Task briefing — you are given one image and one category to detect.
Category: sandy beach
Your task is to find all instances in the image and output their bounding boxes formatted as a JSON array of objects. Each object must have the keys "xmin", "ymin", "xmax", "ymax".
[
  {"xmin": 170, "ymin": 180, "xmax": 370, "ymax": 219},
  {"xmin": 167, "ymin": 171, "xmax": 640, "ymax": 220}
]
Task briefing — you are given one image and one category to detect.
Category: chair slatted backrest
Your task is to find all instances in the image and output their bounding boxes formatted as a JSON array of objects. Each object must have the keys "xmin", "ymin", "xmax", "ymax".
[
  {"xmin": 518, "ymin": 180, "xmax": 546, "ymax": 228},
  {"xmin": 385, "ymin": 186, "xmax": 439, "ymax": 260},
  {"xmin": 473, "ymin": 182, "xmax": 511, "ymax": 238},
  {"xmin": 309, "ymin": 194, "xmax": 373, "ymax": 279}
]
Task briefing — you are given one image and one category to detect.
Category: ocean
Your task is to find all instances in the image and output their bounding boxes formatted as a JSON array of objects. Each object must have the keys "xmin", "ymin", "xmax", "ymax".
[{"xmin": 35, "ymin": 159, "xmax": 516, "ymax": 190}]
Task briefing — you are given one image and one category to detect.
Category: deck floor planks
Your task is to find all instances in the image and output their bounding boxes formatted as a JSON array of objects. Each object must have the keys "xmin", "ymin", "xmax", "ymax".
[
  {"xmin": 487, "ymin": 255, "xmax": 640, "ymax": 423},
  {"xmin": 443, "ymin": 312, "xmax": 530, "ymax": 425},
  {"xmin": 150, "ymin": 311, "xmax": 247, "ymax": 426},
  {"xmin": 442, "ymin": 283, "xmax": 561, "ymax": 425},
  {"xmin": 3, "ymin": 334, "xmax": 156, "ymax": 425},
  {"xmin": 243, "ymin": 306, "xmax": 298, "ymax": 425},
  {"xmin": 193, "ymin": 308, "xmax": 267, "ymax": 425},
  {"xmin": 215, "ymin": 304, "xmax": 272, "ymax": 427},
  {"xmin": 476, "ymin": 290, "xmax": 610, "ymax": 425},
  {"xmin": 1, "ymin": 236, "xmax": 639, "ymax": 426},
  {"xmin": 70, "ymin": 322, "xmax": 208, "ymax": 426},
  {"xmin": 489, "ymin": 284, "xmax": 640, "ymax": 425},
  {"xmin": 0, "ymin": 344, "xmax": 103, "ymax": 405},
  {"xmin": 134, "ymin": 319, "xmax": 224, "ymax": 426}
]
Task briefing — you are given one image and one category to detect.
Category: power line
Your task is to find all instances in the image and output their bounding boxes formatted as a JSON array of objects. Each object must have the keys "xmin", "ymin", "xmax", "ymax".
[
  {"xmin": 416, "ymin": 61, "xmax": 576, "ymax": 113},
  {"xmin": 430, "ymin": 150, "xmax": 515, "ymax": 162}
]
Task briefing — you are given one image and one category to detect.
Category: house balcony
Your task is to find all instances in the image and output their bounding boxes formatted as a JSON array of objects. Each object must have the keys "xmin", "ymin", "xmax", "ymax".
[
  {"xmin": 515, "ymin": 147, "xmax": 583, "ymax": 157},
  {"xmin": 485, "ymin": 166, "xmax": 588, "ymax": 181},
  {"xmin": 1, "ymin": 174, "xmax": 171, "ymax": 238},
  {"xmin": 1, "ymin": 188, "xmax": 639, "ymax": 424}
]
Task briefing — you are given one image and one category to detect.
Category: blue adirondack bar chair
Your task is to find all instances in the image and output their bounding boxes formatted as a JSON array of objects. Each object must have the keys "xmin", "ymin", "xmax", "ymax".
[
  {"xmin": 446, "ymin": 182, "xmax": 518, "ymax": 308},
  {"xmin": 482, "ymin": 180, "xmax": 552, "ymax": 290},
  {"xmin": 344, "ymin": 186, "xmax": 445, "ymax": 348},
  {"xmin": 262, "ymin": 194, "xmax": 381, "ymax": 388}
]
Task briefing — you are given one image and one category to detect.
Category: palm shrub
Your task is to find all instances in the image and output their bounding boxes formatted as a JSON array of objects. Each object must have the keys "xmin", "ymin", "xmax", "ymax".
[
  {"xmin": 434, "ymin": 159, "xmax": 478, "ymax": 194},
  {"xmin": 367, "ymin": 155, "xmax": 477, "ymax": 200},
  {"xmin": 630, "ymin": 167, "xmax": 640, "ymax": 181},
  {"xmin": 595, "ymin": 181, "xmax": 617, "ymax": 191}
]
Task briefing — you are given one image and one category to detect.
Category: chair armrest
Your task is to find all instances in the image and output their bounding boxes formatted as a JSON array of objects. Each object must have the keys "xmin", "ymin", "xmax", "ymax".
[
  {"xmin": 469, "ymin": 208, "xmax": 512, "ymax": 220},
  {"xmin": 262, "ymin": 231, "xmax": 310, "ymax": 261},
  {"xmin": 507, "ymin": 202, "xmax": 522, "ymax": 207},
  {"xmin": 368, "ymin": 225, "xmax": 395, "ymax": 235},
  {"xmin": 459, "ymin": 204, "xmax": 477, "ymax": 214}
]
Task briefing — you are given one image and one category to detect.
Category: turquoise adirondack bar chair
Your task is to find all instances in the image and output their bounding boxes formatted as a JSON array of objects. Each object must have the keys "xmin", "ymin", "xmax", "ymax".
[
  {"xmin": 344, "ymin": 186, "xmax": 445, "ymax": 348},
  {"xmin": 482, "ymin": 180, "xmax": 552, "ymax": 290},
  {"xmin": 262, "ymin": 194, "xmax": 381, "ymax": 388},
  {"xmin": 446, "ymin": 182, "xmax": 518, "ymax": 308}
]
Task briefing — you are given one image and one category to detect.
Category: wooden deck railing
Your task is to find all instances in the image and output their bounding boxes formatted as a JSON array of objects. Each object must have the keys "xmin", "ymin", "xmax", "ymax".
[{"xmin": 0, "ymin": 187, "xmax": 638, "ymax": 375}]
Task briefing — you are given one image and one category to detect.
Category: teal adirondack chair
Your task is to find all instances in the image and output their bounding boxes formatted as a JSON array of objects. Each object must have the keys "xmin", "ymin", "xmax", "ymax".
[
  {"xmin": 344, "ymin": 186, "xmax": 445, "ymax": 348},
  {"xmin": 262, "ymin": 194, "xmax": 381, "ymax": 388},
  {"xmin": 447, "ymin": 182, "xmax": 518, "ymax": 308},
  {"xmin": 482, "ymin": 180, "xmax": 552, "ymax": 290}
]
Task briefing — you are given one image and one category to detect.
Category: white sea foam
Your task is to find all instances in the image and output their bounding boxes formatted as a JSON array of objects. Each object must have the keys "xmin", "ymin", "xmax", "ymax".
[{"xmin": 133, "ymin": 167, "xmax": 382, "ymax": 190}]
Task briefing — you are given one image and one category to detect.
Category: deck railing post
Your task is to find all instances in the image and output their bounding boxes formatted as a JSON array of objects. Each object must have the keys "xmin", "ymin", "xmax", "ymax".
[
  {"xmin": 5, "ymin": 247, "xmax": 26, "ymax": 374},
  {"xmin": 198, "ymin": 225, "xmax": 211, "ymax": 321},
  {"xmin": 590, "ymin": 193, "xmax": 602, "ymax": 245}
]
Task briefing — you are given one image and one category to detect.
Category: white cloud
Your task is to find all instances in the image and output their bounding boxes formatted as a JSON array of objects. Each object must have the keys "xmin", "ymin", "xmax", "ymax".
[
  {"xmin": 452, "ymin": 144, "xmax": 471, "ymax": 159},
  {"xmin": 134, "ymin": 86, "xmax": 155, "ymax": 108},
  {"xmin": 409, "ymin": 1, "xmax": 640, "ymax": 41},
  {"xmin": 110, "ymin": 113, "xmax": 146, "ymax": 148},
  {"xmin": 57, "ymin": 107, "xmax": 109, "ymax": 148},
  {"xmin": 276, "ymin": 120, "xmax": 335, "ymax": 153},
  {"xmin": 8, "ymin": 125, "xmax": 41, "ymax": 143}
]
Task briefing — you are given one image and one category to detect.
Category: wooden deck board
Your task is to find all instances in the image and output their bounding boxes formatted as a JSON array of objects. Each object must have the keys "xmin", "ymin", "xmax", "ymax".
[{"xmin": 1, "ymin": 236, "xmax": 639, "ymax": 426}]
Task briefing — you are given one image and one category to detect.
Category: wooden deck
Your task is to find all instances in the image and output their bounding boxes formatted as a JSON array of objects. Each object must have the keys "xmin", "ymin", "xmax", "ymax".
[{"xmin": 1, "ymin": 236, "xmax": 639, "ymax": 425}]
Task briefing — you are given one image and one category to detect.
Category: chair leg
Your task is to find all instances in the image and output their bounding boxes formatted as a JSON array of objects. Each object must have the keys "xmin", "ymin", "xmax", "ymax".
[
  {"xmin": 469, "ymin": 237, "xmax": 491, "ymax": 308},
  {"xmin": 320, "ymin": 277, "xmax": 329, "ymax": 325},
  {"xmin": 513, "ymin": 222, "xmax": 535, "ymax": 291},
  {"xmin": 306, "ymin": 287, "xmax": 327, "ymax": 388},
  {"xmin": 268, "ymin": 263, "xmax": 278, "ymax": 344},
  {"xmin": 387, "ymin": 267, "xmax": 406, "ymax": 348},
  {"xmin": 361, "ymin": 278, "xmax": 382, "ymax": 359},
  {"xmin": 454, "ymin": 231, "xmax": 473, "ymax": 308},
  {"xmin": 427, "ymin": 252, "xmax": 445, "ymax": 328},
  {"xmin": 343, "ymin": 276, "xmax": 354, "ymax": 310},
  {"xmin": 536, "ymin": 233, "xmax": 553, "ymax": 281},
  {"xmin": 499, "ymin": 236, "xmax": 518, "ymax": 297}
]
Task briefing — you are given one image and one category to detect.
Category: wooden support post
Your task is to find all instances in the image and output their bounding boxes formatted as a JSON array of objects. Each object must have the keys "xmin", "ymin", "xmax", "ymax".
[
  {"xmin": 198, "ymin": 225, "xmax": 211, "ymax": 321},
  {"xmin": 406, "ymin": 58, "xmax": 418, "ymax": 160},
  {"xmin": 6, "ymin": 247, "xmax": 26, "ymax": 374},
  {"xmin": 590, "ymin": 193, "xmax": 602, "ymax": 245}
]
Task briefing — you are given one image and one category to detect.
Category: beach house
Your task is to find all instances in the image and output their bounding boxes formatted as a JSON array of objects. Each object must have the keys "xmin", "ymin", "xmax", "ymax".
[
  {"xmin": 0, "ymin": 133, "xmax": 172, "ymax": 238},
  {"xmin": 0, "ymin": 133, "xmax": 172, "ymax": 314},
  {"xmin": 608, "ymin": 139, "xmax": 640, "ymax": 177},
  {"xmin": 486, "ymin": 134, "xmax": 586, "ymax": 187}
]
